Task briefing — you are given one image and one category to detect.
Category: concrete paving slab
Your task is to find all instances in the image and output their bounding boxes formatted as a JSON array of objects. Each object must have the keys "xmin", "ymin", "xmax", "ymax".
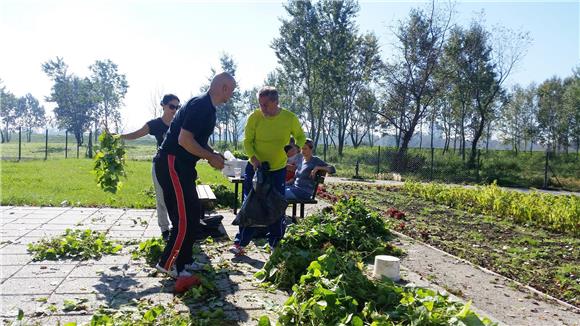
[
  {"xmin": 0, "ymin": 229, "xmax": 30, "ymax": 238},
  {"xmin": 68, "ymin": 264, "xmax": 126, "ymax": 278},
  {"xmin": 0, "ymin": 277, "xmax": 63, "ymax": 295},
  {"xmin": 11, "ymin": 218, "xmax": 51, "ymax": 224},
  {"xmin": 55, "ymin": 277, "xmax": 119, "ymax": 295},
  {"xmin": 0, "ymin": 254, "xmax": 32, "ymax": 266},
  {"xmin": 0, "ymin": 245, "xmax": 29, "ymax": 255},
  {"xmin": 25, "ymin": 229, "xmax": 70, "ymax": 237},
  {"xmin": 14, "ymin": 264, "xmax": 76, "ymax": 279},
  {"xmin": 1, "ymin": 265, "xmax": 22, "ymax": 280},
  {"xmin": 2, "ymin": 223, "xmax": 43, "ymax": 230},
  {"xmin": 0, "ymin": 294, "xmax": 51, "ymax": 317}
]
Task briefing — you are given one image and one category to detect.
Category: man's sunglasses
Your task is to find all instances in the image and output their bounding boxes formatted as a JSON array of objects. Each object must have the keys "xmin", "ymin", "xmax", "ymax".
[{"xmin": 168, "ymin": 104, "xmax": 181, "ymax": 110}]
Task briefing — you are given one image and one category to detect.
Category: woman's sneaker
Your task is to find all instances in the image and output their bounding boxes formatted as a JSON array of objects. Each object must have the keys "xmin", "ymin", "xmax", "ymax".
[
  {"xmin": 228, "ymin": 244, "xmax": 246, "ymax": 256},
  {"xmin": 155, "ymin": 263, "xmax": 192, "ymax": 279}
]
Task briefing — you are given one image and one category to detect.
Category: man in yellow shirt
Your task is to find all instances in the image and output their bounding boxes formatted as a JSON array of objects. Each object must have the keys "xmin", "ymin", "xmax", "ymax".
[{"xmin": 230, "ymin": 86, "xmax": 306, "ymax": 256}]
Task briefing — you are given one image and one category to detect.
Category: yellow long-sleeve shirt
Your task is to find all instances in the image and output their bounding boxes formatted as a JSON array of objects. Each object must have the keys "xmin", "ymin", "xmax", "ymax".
[{"xmin": 244, "ymin": 108, "xmax": 306, "ymax": 171}]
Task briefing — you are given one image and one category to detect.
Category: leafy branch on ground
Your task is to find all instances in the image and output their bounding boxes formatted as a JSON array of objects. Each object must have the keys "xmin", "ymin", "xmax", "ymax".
[
  {"xmin": 27, "ymin": 229, "xmax": 122, "ymax": 261},
  {"xmin": 131, "ymin": 237, "xmax": 164, "ymax": 266}
]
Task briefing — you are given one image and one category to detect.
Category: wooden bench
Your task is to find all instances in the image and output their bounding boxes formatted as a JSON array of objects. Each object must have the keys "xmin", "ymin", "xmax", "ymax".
[
  {"xmin": 286, "ymin": 172, "xmax": 326, "ymax": 222},
  {"xmin": 196, "ymin": 184, "xmax": 217, "ymax": 216},
  {"xmin": 196, "ymin": 185, "xmax": 228, "ymax": 239}
]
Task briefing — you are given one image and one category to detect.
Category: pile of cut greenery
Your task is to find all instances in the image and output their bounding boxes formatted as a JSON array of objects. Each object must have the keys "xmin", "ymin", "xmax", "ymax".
[
  {"xmin": 257, "ymin": 199, "xmax": 494, "ymax": 325},
  {"xmin": 27, "ymin": 229, "xmax": 122, "ymax": 261},
  {"xmin": 94, "ymin": 132, "xmax": 127, "ymax": 194},
  {"xmin": 131, "ymin": 237, "xmax": 164, "ymax": 266},
  {"xmin": 87, "ymin": 300, "xmax": 227, "ymax": 326}
]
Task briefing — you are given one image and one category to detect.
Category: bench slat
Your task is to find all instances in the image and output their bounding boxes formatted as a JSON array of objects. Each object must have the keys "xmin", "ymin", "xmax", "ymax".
[{"xmin": 196, "ymin": 185, "xmax": 216, "ymax": 201}]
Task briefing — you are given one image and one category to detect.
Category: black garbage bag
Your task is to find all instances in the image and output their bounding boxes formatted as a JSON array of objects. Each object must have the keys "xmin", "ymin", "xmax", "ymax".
[{"xmin": 233, "ymin": 162, "xmax": 288, "ymax": 227}]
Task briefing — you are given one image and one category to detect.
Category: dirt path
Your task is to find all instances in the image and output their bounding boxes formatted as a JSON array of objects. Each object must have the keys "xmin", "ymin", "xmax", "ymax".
[{"xmin": 392, "ymin": 233, "xmax": 579, "ymax": 326}]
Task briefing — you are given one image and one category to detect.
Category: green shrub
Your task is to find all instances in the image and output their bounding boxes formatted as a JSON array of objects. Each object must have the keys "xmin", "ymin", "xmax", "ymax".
[{"xmin": 209, "ymin": 184, "xmax": 238, "ymax": 209}]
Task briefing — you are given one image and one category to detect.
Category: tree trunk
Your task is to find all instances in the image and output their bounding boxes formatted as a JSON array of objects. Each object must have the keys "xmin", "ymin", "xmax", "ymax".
[
  {"xmin": 4, "ymin": 122, "xmax": 11, "ymax": 142},
  {"xmin": 469, "ymin": 116, "xmax": 486, "ymax": 168},
  {"xmin": 452, "ymin": 126, "xmax": 457, "ymax": 154},
  {"xmin": 460, "ymin": 111, "xmax": 466, "ymax": 161},
  {"xmin": 418, "ymin": 117, "xmax": 423, "ymax": 150},
  {"xmin": 485, "ymin": 122, "xmax": 491, "ymax": 153}
]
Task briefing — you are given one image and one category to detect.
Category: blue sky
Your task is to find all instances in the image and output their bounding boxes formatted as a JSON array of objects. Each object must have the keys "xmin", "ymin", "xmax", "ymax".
[{"xmin": 1, "ymin": 0, "xmax": 578, "ymax": 131}]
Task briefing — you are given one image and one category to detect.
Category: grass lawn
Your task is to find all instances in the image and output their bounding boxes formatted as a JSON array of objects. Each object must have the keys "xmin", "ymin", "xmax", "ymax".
[
  {"xmin": 326, "ymin": 183, "xmax": 580, "ymax": 307},
  {"xmin": 1, "ymin": 159, "xmax": 233, "ymax": 208}
]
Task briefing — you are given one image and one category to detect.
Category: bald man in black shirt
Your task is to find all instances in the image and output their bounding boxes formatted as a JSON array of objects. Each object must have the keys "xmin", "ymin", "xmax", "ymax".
[{"xmin": 154, "ymin": 72, "xmax": 236, "ymax": 278}]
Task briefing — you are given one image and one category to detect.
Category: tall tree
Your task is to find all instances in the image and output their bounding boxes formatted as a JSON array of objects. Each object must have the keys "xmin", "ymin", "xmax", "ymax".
[
  {"xmin": 89, "ymin": 59, "xmax": 128, "ymax": 132},
  {"xmin": 520, "ymin": 83, "xmax": 539, "ymax": 153},
  {"xmin": 350, "ymin": 87, "xmax": 379, "ymax": 147},
  {"xmin": 537, "ymin": 77, "xmax": 565, "ymax": 152},
  {"xmin": 563, "ymin": 69, "xmax": 580, "ymax": 157},
  {"xmin": 466, "ymin": 22, "xmax": 528, "ymax": 166},
  {"xmin": 16, "ymin": 93, "xmax": 46, "ymax": 142},
  {"xmin": 273, "ymin": 0, "xmax": 325, "ymax": 146},
  {"xmin": 380, "ymin": 4, "xmax": 451, "ymax": 170},
  {"xmin": 318, "ymin": 0, "xmax": 383, "ymax": 155},
  {"xmin": 0, "ymin": 80, "xmax": 18, "ymax": 143},
  {"xmin": 200, "ymin": 53, "xmax": 243, "ymax": 147},
  {"xmin": 43, "ymin": 57, "xmax": 96, "ymax": 146},
  {"xmin": 499, "ymin": 84, "xmax": 527, "ymax": 153}
]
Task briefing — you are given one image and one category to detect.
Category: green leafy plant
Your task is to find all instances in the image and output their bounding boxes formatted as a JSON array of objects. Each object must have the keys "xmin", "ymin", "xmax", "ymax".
[
  {"xmin": 27, "ymin": 229, "xmax": 122, "ymax": 261},
  {"xmin": 87, "ymin": 300, "xmax": 226, "ymax": 325},
  {"xmin": 256, "ymin": 199, "xmax": 493, "ymax": 325},
  {"xmin": 63, "ymin": 298, "xmax": 89, "ymax": 312},
  {"xmin": 131, "ymin": 237, "xmax": 164, "ymax": 266},
  {"xmin": 94, "ymin": 132, "xmax": 127, "ymax": 194},
  {"xmin": 259, "ymin": 198, "xmax": 402, "ymax": 289},
  {"xmin": 232, "ymin": 150, "xmax": 248, "ymax": 160}
]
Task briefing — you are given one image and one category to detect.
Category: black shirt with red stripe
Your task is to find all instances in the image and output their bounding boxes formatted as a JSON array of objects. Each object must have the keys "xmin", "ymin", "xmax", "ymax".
[{"xmin": 158, "ymin": 92, "xmax": 216, "ymax": 164}]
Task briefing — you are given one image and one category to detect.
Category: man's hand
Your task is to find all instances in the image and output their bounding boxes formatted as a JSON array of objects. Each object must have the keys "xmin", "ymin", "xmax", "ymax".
[
  {"xmin": 250, "ymin": 156, "xmax": 261, "ymax": 170},
  {"xmin": 208, "ymin": 153, "xmax": 225, "ymax": 170},
  {"xmin": 310, "ymin": 167, "xmax": 319, "ymax": 178}
]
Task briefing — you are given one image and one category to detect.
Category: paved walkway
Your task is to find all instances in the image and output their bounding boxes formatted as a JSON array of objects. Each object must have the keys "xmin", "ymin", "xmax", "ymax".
[
  {"xmin": 0, "ymin": 206, "xmax": 286, "ymax": 325},
  {"xmin": 2, "ymin": 205, "xmax": 578, "ymax": 325}
]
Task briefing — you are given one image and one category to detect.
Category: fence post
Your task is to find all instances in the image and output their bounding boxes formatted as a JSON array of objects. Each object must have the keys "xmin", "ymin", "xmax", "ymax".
[
  {"xmin": 18, "ymin": 127, "xmax": 22, "ymax": 161},
  {"xmin": 430, "ymin": 147, "xmax": 434, "ymax": 181},
  {"xmin": 65, "ymin": 131, "xmax": 68, "ymax": 159},
  {"xmin": 355, "ymin": 159, "xmax": 360, "ymax": 178},
  {"xmin": 377, "ymin": 145, "xmax": 381, "ymax": 174},
  {"xmin": 87, "ymin": 131, "xmax": 93, "ymax": 158},
  {"xmin": 44, "ymin": 128, "xmax": 48, "ymax": 160},
  {"xmin": 543, "ymin": 149, "xmax": 549, "ymax": 189},
  {"xmin": 77, "ymin": 141, "xmax": 80, "ymax": 159},
  {"xmin": 476, "ymin": 149, "xmax": 481, "ymax": 183}
]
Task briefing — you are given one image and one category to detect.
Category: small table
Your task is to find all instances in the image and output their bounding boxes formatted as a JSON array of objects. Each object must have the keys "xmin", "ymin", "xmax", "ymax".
[{"xmin": 228, "ymin": 176, "xmax": 245, "ymax": 214}]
